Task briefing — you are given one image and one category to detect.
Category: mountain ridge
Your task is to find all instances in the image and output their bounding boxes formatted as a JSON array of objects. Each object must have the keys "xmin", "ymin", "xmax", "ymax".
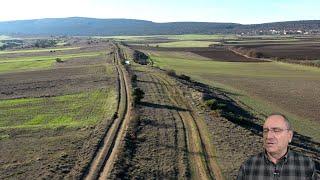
[{"xmin": 0, "ymin": 17, "xmax": 319, "ymax": 36}]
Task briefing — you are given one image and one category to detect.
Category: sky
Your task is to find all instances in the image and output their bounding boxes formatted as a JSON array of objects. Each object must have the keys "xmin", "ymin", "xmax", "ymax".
[{"xmin": 0, "ymin": 0, "xmax": 319, "ymax": 24}]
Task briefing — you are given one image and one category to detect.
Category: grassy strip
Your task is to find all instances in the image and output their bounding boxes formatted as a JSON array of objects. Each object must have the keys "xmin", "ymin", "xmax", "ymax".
[
  {"xmin": 0, "ymin": 47, "xmax": 80, "ymax": 54},
  {"xmin": 149, "ymin": 41, "xmax": 219, "ymax": 47},
  {"xmin": 152, "ymin": 56, "xmax": 320, "ymax": 78},
  {"xmin": 98, "ymin": 34, "xmax": 237, "ymax": 41},
  {"xmin": 151, "ymin": 55, "xmax": 320, "ymax": 141},
  {"xmin": 0, "ymin": 89, "xmax": 117, "ymax": 129},
  {"xmin": 0, "ymin": 52, "xmax": 103, "ymax": 62},
  {"xmin": 0, "ymin": 52, "xmax": 104, "ymax": 73},
  {"xmin": 158, "ymin": 34, "xmax": 237, "ymax": 40}
]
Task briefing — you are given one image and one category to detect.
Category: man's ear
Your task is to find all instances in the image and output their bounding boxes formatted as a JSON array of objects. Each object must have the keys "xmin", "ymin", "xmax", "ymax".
[{"xmin": 288, "ymin": 130, "xmax": 293, "ymax": 143}]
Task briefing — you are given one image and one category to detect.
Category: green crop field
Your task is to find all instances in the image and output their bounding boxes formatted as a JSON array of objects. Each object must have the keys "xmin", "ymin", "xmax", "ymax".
[
  {"xmin": 0, "ymin": 52, "xmax": 103, "ymax": 73},
  {"xmin": 150, "ymin": 53, "xmax": 320, "ymax": 141},
  {"xmin": 0, "ymin": 47, "xmax": 80, "ymax": 54},
  {"xmin": 149, "ymin": 40, "xmax": 219, "ymax": 47},
  {"xmin": 0, "ymin": 88, "xmax": 116, "ymax": 130},
  {"xmin": 96, "ymin": 34, "xmax": 237, "ymax": 41},
  {"xmin": 157, "ymin": 34, "xmax": 237, "ymax": 40}
]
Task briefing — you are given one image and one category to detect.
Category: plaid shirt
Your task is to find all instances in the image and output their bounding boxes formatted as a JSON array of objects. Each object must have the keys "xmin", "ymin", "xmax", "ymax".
[{"xmin": 237, "ymin": 149, "xmax": 318, "ymax": 180}]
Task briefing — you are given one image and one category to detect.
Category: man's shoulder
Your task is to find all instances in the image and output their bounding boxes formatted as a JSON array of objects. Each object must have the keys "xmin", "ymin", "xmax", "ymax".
[
  {"xmin": 289, "ymin": 150, "xmax": 311, "ymax": 158},
  {"xmin": 287, "ymin": 150, "xmax": 315, "ymax": 164},
  {"xmin": 241, "ymin": 152, "xmax": 265, "ymax": 166}
]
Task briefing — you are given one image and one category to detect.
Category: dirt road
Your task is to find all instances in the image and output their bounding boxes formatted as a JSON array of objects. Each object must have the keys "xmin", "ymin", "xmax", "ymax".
[
  {"xmin": 83, "ymin": 43, "xmax": 132, "ymax": 180},
  {"xmin": 109, "ymin": 59, "xmax": 223, "ymax": 179},
  {"xmin": 153, "ymin": 73, "xmax": 223, "ymax": 179}
]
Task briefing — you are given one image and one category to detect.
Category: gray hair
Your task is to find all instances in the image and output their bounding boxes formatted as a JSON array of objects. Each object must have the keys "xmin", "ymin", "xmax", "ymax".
[{"xmin": 267, "ymin": 113, "xmax": 292, "ymax": 131}]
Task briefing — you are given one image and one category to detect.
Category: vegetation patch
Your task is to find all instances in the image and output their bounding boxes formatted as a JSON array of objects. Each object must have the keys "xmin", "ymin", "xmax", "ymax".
[
  {"xmin": 149, "ymin": 41, "xmax": 218, "ymax": 48},
  {"xmin": 132, "ymin": 88, "xmax": 145, "ymax": 105},
  {"xmin": 0, "ymin": 88, "xmax": 117, "ymax": 129},
  {"xmin": 0, "ymin": 52, "xmax": 103, "ymax": 73},
  {"xmin": 0, "ymin": 47, "xmax": 80, "ymax": 54}
]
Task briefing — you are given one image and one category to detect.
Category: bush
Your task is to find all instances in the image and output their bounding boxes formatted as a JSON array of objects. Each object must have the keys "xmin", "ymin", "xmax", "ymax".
[
  {"xmin": 55, "ymin": 58, "xmax": 63, "ymax": 63},
  {"xmin": 132, "ymin": 88, "xmax": 145, "ymax": 104},
  {"xmin": 179, "ymin": 74, "xmax": 191, "ymax": 81},
  {"xmin": 247, "ymin": 50, "xmax": 264, "ymax": 58},
  {"xmin": 34, "ymin": 39, "xmax": 57, "ymax": 48},
  {"xmin": 205, "ymin": 98, "xmax": 227, "ymax": 110},
  {"xmin": 167, "ymin": 69, "xmax": 177, "ymax": 77},
  {"xmin": 205, "ymin": 99, "xmax": 216, "ymax": 108},
  {"xmin": 131, "ymin": 74, "xmax": 137, "ymax": 83}
]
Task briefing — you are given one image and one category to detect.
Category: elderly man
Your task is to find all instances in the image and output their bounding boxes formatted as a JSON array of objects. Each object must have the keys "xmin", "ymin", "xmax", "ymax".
[{"xmin": 237, "ymin": 113, "xmax": 318, "ymax": 179}]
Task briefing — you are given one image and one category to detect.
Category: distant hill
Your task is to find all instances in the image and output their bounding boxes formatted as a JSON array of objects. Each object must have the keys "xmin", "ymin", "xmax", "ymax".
[{"xmin": 0, "ymin": 17, "xmax": 319, "ymax": 36}]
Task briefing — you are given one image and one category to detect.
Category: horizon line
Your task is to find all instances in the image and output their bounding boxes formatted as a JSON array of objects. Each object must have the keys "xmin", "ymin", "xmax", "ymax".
[{"xmin": 0, "ymin": 16, "xmax": 319, "ymax": 25}]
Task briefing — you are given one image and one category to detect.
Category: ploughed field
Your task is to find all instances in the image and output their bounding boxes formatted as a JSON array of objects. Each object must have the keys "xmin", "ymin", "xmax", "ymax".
[
  {"xmin": 135, "ymin": 45, "xmax": 320, "ymax": 142},
  {"xmin": 233, "ymin": 43, "xmax": 320, "ymax": 60},
  {"xmin": 0, "ymin": 41, "xmax": 118, "ymax": 179},
  {"xmin": 132, "ymin": 45, "xmax": 266, "ymax": 62},
  {"xmin": 132, "ymin": 41, "xmax": 320, "ymax": 176}
]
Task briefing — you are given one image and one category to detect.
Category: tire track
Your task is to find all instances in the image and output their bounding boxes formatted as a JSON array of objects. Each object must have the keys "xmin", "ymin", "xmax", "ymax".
[
  {"xmin": 127, "ymin": 69, "xmax": 189, "ymax": 179},
  {"xmin": 154, "ymin": 73, "xmax": 223, "ymax": 180},
  {"xmin": 148, "ymin": 74, "xmax": 189, "ymax": 179},
  {"xmin": 83, "ymin": 42, "xmax": 131, "ymax": 180}
]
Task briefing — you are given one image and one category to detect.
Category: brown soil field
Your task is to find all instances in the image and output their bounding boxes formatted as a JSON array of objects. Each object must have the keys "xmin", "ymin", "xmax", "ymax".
[
  {"xmin": 189, "ymin": 48, "xmax": 267, "ymax": 62},
  {"xmin": 0, "ymin": 65, "xmax": 114, "ymax": 100},
  {"xmin": 200, "ymin": 75, "xmax": 320, "ymax": 123},
  {"xmin": 171, "ymin": 76, "xmax": 320, "ymax": 178},
  {"xmin": 131, "ymin": 45, "xmax": 267, "ymax": 62},
  {"xmin": 233, "ymin": 43, "xmax": 320, "ymax": 60},
  {"xmin": 0, "ymin": 42, "xmax": 116, "ymax": 100}
]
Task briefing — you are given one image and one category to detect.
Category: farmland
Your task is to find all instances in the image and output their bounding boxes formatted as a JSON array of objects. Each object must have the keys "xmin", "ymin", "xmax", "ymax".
[
  {"xmin": 148, "ymin": 40, "xmax": 218, "ymax": 47},
  {"xmin": 147, "ymin": 51, "xmax": 320, "ymax": 140},
  {"xmin": 1, "ymin": 34, "xmax": 319, "ymax": 179},
  {"xmin": 126, "ymin": 35, "xmax": 320, "ymax": 178},
  {"xmin": 0, "ymin": 39, "xmax": 119, "ymax": 179}
]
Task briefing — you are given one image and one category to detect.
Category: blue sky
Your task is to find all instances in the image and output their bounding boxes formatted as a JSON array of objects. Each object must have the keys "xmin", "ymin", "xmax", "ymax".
[{"xmin": 0, "ymin": 0, "xmax": 319, "ymax": 24}]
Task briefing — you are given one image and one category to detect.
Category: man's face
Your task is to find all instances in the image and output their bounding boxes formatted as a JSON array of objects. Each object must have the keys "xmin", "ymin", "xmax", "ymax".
[{"xmin": 263, "ymin": 115, "xmax": 293, "ymax": 156}]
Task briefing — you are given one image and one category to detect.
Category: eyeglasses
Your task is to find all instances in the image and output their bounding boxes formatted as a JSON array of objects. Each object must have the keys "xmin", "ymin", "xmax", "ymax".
[{"xmin": 263, "ymin": 128, "xmax": 289, "ymax": 135}]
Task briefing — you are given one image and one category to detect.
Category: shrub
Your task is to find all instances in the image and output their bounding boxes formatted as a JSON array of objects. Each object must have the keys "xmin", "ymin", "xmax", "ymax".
[
  {"xmin": 179, "ymin": 74, "xmax": 191, "ymax": 81},
  {"xmin": 205, "ymin": 99, "xmax": 216, "ymax": 108},
  {"xmin": 131, "ymin": 74, "xmax": 137, "ymax": 83},
  {"xmin": 132, "ymin": 88, "xmax": 145, "ymax": 104},
  {"xmin": 247, "ymin": 50, "xmax": 263, "ymax": 58},
  {"xmin": 205, "ymin": 98, "xmax": 227, "ymax": 110},
  {"xmin": 167, "ymin": 69, "xmax": 177, "ymax": 77},
  {"xmin": 55, "ymin": 58, "xmax": 63, "ymax": 63},
  {"xmin": 34, "ymin": 39, "xmax": 57, "ymax": 48}
]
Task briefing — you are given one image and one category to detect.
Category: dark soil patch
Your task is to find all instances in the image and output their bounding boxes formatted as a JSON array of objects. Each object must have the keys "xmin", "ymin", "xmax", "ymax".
[
  {"xmin": 0, "ymin": 64, "xmax": 115, "ymax": 100},
  {"xmin": 131, "ymin": 45, "xmax": 267, "ymax": 62},
  {"xmin": 189, "ymin": 48, "xmax": 266, "ymax": 62},
  {"xmin": 234, "ymin": 43, "xmax": 320, "ymax": 60},
  {"xmin": 0, "ymin": 127, "xmax": 88, "ymax": 179}
]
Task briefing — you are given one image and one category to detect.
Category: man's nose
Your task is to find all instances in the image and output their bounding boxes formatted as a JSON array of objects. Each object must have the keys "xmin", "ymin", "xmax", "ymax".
[{"xmin": 265, "ymin": 131, "xmax": 275, "ymax": 139}]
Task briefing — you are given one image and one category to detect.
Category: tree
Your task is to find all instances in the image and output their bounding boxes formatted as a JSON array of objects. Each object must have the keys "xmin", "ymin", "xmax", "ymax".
[{"xmin": 132, "ymin": 88, "xmax": 145, "ymax": 104}]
